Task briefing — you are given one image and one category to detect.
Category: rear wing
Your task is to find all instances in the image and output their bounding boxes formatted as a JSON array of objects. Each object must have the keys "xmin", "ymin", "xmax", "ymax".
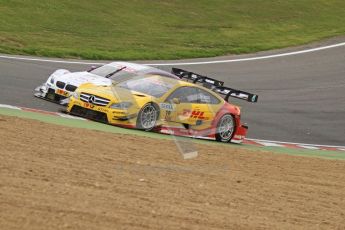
[{"xmin": 171, "ymin": 68, "xmax": 258, "ymax": 103}]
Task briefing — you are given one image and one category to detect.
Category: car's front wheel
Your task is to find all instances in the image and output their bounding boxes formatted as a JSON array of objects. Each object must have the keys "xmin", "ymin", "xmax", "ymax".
[
  {"xmin": 136, "ymin": 103, "xmax": 159, "ymax": 131},
  {"xmin": 215, "ymin": 114, "xmax": 235, "ymax": 142}
]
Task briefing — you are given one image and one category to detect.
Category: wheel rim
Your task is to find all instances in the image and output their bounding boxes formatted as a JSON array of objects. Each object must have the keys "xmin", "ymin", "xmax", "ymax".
[
  {"xmin": 140, "ymin": 104, "xmax": 157, "ymax": 130},
  {"xmin": 218, "ymin": 115, "xmax": 234, "ymax": 140}
]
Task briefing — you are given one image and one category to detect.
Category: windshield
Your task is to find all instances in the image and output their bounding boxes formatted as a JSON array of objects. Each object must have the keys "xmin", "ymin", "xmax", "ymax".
[
  {"xmin": 108, "ymin": 66, "xmax": 175, "ymax": 82},
  {"xmin": 109, "ymin": 70, "xmax": 141, "ymax": 82},
  {"xmin": 89, "ymin": 65, "xmax": 121, "ymax": 77},
  {"xmin": 90, "ymin": 64, "xmax": 150, "ymax": 82},
  {"xmin": 90, "ymin": 64, "xmax": 177, "ymax": 83},
  {"xmin": 117, "ymin": 76, "xmax": 175, "ymax": 98}
]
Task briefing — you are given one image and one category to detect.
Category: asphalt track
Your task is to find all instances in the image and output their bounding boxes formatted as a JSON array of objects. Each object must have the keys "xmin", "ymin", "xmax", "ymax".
[{"xmin": 0, "ymin": 38, "xmax": 344, "ymax": 146}]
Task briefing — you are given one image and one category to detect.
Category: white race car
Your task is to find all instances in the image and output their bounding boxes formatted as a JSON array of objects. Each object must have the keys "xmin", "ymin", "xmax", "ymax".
[{"xmin": 34, "ymin": 61, "xmax": 178, "ymax": 105}]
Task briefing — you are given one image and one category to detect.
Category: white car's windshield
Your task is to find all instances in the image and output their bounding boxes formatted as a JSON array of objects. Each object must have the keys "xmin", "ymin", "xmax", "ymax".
[
  {"xmin": 90, "ymin": 64, "xmax": 162, "ymax": 82},
  {"xmin": 89, "ymin": 65, "xmax": 121, "ymax": 77},
  {"xmin": 117, "ymin": 76, "xmax": 176, "ymax": 98}
]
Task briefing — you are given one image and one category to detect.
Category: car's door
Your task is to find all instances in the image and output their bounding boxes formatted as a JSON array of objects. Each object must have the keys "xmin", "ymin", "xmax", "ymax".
[
  {"xmin": 190, "ymin": 87, "xmax": 223, "ymax": 130},
  {"xmin": 163, "ymin": 86, "xmax": 220, "ymax": 126}
]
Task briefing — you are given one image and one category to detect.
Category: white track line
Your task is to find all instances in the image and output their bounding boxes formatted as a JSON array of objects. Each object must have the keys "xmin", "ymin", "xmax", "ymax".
[
  {"xmin": 256, "ymin": 141, "xmax": 284, "ymax": 147},
  {"xmin": 0, "ymin": 55, "xmax": 106, "ymax": 65},
  {"xmin": 246, "ymin": 138, "xmax": 345, "ymax": 148},
  {"xmin": 0, "ymin": 104, "xmax": 21, "ymax": 110},
  {"xmin": 0, "ymin": 42, "xmax": 345, "ymax": 66},
  {"xmin": 149, "ymin": 42, "xmax": 345, "ymax": 66},
  {"xmin": 298, "ymin": 145, "xmax": 320, "ymax": 150}
]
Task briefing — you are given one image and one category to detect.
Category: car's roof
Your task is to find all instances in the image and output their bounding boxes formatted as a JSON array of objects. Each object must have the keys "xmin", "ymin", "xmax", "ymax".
[
  {"xmin": 148, "ymin": 75, "xmax": 226, "ymax": 100},
  {"xmin": 107, "ymin": 62, "xmax": 151, "ymax": 70},
  {"xmin": 130, "ymin": 74, "xmax": 224, "ymax": 99},
  {"xmin": 129, "ymin": 74, "xmax": 194, "ymax": 86},
  {"xmin": 106, "ymin": 62, "xmax": 179, "ymax": 79}
]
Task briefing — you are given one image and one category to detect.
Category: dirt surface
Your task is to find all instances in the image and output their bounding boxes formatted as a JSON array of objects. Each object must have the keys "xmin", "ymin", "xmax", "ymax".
[{"xmin": 1, "ymin": 115, "xmax": 345, "ymax": 230}]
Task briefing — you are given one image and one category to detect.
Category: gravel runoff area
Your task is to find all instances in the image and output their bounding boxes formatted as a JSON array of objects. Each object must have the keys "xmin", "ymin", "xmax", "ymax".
[{"xmin": 0, "ymin": 115, "xmax": 345, "ymax": 229}]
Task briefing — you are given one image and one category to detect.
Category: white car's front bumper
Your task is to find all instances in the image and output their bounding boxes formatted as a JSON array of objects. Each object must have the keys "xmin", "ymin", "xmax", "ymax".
[{"xmin": 34, "ymin": 83, "xmax": 70, "ymax": 105}]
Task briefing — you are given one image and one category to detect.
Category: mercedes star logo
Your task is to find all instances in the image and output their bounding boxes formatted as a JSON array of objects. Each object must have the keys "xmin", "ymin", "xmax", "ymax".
[{"xmin": 88, "ymin": 95, "xmax": 96, "ymax": 104}]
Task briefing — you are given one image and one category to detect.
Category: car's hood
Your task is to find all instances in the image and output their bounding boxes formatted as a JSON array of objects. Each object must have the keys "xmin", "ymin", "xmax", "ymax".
[
  {"xmin": 78, "ymin": 85, "xmax": 152, "ymax": 104},
  {"xmin": 56, "ymin": 71, "xmax": 111, "ymax": 86},
  {"xmin": 78, "ymin": 84, "xmax": 152, "ymax": 102}
]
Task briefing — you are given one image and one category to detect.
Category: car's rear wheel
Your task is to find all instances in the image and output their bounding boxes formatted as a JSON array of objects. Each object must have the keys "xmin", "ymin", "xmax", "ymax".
[
  {"xmin": 136, "ymin": 103, "xmax": 159, "ymax": 131},
  {"xmin": 215, "ymin": 114, "xmax": 235, "ymax": 142}
]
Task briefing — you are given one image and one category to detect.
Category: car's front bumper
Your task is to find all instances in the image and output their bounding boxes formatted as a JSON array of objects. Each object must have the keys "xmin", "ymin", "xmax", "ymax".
[
  {"xmin": 67, "ymin": 97, "xmax": 138, "ymax": 127},
  {"xmin": 34, "ymin": 84, "xmax": 71, "ymax": 105}
]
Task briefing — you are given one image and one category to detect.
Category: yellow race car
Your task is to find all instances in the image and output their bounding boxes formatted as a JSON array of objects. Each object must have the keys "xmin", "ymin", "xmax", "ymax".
[{"xmin": 66, "ymin": 69, "xmax": 258, "ymax": 143}]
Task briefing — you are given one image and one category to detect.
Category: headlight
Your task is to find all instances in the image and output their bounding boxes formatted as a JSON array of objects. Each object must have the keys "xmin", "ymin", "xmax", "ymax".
[
  {"xmin": 110, "ymin": 102, "xmax": 132, "ymax": 109},
  {"xmin": 50, "ymin": 77, "xmax": 55, "ymax": 84},
  {"xmin": 71, "ymin": 92, "xmax": 79, "ymax": 99}
]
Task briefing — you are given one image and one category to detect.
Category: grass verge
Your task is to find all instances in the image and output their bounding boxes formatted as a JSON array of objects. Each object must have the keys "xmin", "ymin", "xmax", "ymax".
[
  {"xmin": 0, "ymin": 107, "xmax": 344, "ymax": 160},
  {"xmin": 1, "ymin": 0, "xmax": 345, "ymax": 60}
]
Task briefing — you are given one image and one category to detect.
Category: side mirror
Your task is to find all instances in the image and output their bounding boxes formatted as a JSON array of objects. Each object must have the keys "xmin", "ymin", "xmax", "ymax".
[
  {"xmin": 172, "ymin": 98, "xmax": 180, "ymax": 104},
  {"xmin": 87, "ymin": 65, "xmax": 100, "ymax": 72}
]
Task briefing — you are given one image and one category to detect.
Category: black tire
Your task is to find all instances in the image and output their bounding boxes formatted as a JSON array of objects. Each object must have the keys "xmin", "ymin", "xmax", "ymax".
[
  {"xmin": 136, "ymin": 103, "xmax": 159, "ymax": 131},
  {"xmin": 215, "ymin": 114, "xmax": 235, "ymax": 142}
]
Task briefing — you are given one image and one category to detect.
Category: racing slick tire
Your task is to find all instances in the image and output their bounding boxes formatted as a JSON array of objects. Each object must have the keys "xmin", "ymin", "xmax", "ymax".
[
  {"xmin": 215, "ymin": 114, "xmax": 235, "ymax": 142},
  {"xmin": 136, "ymin": 103, "xmax": 159, "ymax": 131}
]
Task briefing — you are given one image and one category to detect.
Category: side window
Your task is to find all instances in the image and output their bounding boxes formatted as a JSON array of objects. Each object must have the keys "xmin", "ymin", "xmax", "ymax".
[
  {"xmin": 166, "ymin": 86, "xmax": 198, "ymax": 103},
  {"xmin": 197, "ymin": 88, "xmax": 221, "ymax": 104}
]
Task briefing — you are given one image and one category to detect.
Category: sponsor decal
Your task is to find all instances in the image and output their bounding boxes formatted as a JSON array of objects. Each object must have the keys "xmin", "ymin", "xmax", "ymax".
[
  {"xmin": 199, "ymin": 94, "xmax": 211, "ymax": 103},
  {"xmin": 159, "ymin": 103, "xmax": 174, "ymax": 111},
  {"xmin": 233, "ymin": 135, "xmax": 245, "ymax": 140},
  {"xmin": 190, "ymin": 110, "xmax": 206, "ymax": 119},
  {"xmin": 84, "ymin": 102, "xmax": 95, "ymax": 109},
  {"xmin": 181, "ymin": 109, "xmax": 209, "ymax": 120},
  {"xmin": 182, "ymin": 109, "xmax": 191, "ymax": 116},
  {"xmin": 165, "ymin": 110, "xmax": 172, "ymax": 121},
  {"xmin": 178, "ymin": 128, "xmax": 189, "ymax": 134},
  {"xmin": 97, "ymin": 107, "xmax": 109, "ymax": 113},
  {"xmin": 83, "ymin": 102, "xmax": 109, "ymax": 113},
  {"xmin": 112, "ymin": 111, "xmax": 126, "ymax": 115},
  {"xmin": 160, "ymin": 128, "xmax": 175, "ymax": 135},
  {"xmin": 177, "ymin": 109, "xmax": 210, "ymax": 122},
  {"xmin": 56, "ymin": 89, "xmax": 69, "ymax": 97}
]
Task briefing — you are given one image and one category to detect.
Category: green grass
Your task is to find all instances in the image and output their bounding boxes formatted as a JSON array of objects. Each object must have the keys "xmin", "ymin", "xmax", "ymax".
[{"xmin": 0, "ymin": 0, "xmax": 345, "ymax": 60}]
